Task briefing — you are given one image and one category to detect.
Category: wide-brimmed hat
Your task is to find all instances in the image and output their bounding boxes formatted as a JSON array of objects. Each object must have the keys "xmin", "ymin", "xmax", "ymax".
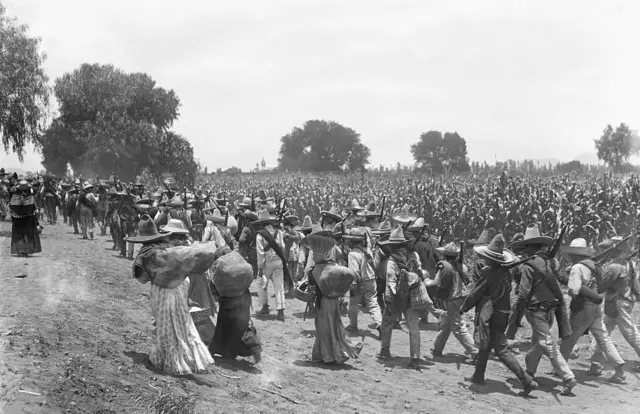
[
  {"xmin": 320, "ymin": 206, "xmax": 343, "ymax": 223},
  {"xmin": 160, "ymin": 219, "xmax": 190, "ymax": 235},
  {"xmin": 83, "ymin": 183, "xmax": 94, "ymax": 191},
  {"xmin": 206, "ymin": 208, "xmax": 226, "ymax": 224},
  {"xmin": 168, "ymin": 197, "xmax": 184, "ymax": 208},
  {"xmin": 16, "ymin": 180, "xmax": 31, "ymax": 191},
  {"xmin": 332, "ymin": 222, "xmax": 346, "ymax": 240},
  {"xmin": 358, "ymin": 202, "xmax": 379, "ymax": 218},
  {"xmin": 126, "ymin": 215, "xmax": 170, "ymax": 243},
  {"xmin": 310, "ymin": 223, "xmax": 333, "ymax": 237},
  {"xmin": 283, "ymin": 213, "xmax": 300, "ymax": 225},
  {"xmin": 251, "ymin": 209, "xmax": 278, "ymax": 225},
  {"xmin": 598, "ymin": 236, "xmax": 625, "ymax": 256},
  {"xmin": 293, "ymin": 215, "xmax": 313, "ymax": 233},
  {"xmin": 372, "ymin": 218, "xmax": 392, "ymax": 235},
  {"xmin": 392, "ymin": 205, "xmax": 417, "ymax": 224},
  {"xmin": 473, "ymin": 234, "xmax": 516, "ymax": 264},
  {"xmin": 436, "ymin": 242, "xmax": 460, "ymax": 257},
  {"xmin": 238, "ymin": 196, "xmax": 252, "ymax": 208},
  {"xmin": 243, "ymin": 210, "xmax": 259, "ymax": 222},
  {"xmin": 378, "ymin": 224, "xmax": 410, "ymax": 246},
  {"xmin": 470, "ymin": 228, "xmax": 497, "ymax": 246},
  {"xmin": 560, "ymin": 238, "xmax": 596, "ymax": 257},
  {"xmin": 509, "ymin": 224, "xmax": 553, "ymax": 250},
  {"xmin": 344, "ymin": 199, "xmax": 364, "ymax": 212},
  {"xmin": 343, "ymin": 227, "xmax": 367, "ymax": 241},
  {"xmin": 406, "ymin": 217, "xmax": 426, "ymax": 232}
]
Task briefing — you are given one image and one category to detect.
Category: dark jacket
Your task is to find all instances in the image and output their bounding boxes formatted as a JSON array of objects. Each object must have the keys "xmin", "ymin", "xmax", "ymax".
[{"xmin": 462, "ymin": 263, "xmax": 512, "ymax": 314}]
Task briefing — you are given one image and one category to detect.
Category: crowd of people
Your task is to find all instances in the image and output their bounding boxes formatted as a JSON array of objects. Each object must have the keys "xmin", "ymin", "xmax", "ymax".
[{"xmin": 2, "ymin": 168, "xmax": 640, "ymax": 399}]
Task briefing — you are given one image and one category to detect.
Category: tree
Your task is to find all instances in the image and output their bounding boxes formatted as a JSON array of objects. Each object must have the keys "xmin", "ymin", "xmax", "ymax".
[
  {"xmin": 594, "ymin": 123, "xmax": 640, "ymax": 171},
  {"xmin": 40, "ymin": 63, "xmax": 187, "ymax": 180},
  {"xmin": 148, "ymin": 131, "xmax": 198, "ymax": 187},
  {"xmin": 411, "ymin": 131, "xmax": 470, "ymax": 173},
  {"xmin": 0, "ymin": 3, "xmax": 50, "ymax": 160},
  {"xmin": 277, "ymin": 120, "xmax": 370, "ymax": 172}
]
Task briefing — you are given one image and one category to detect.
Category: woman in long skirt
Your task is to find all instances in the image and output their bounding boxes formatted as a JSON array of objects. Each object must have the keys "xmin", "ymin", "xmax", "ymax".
[
  {"xmin": 131, "ymin": 215, "xmax": 214, "ymax": 376},
  {"xmin": 10, "ymin": 180, "xmax": 41, "ymax": 256}
]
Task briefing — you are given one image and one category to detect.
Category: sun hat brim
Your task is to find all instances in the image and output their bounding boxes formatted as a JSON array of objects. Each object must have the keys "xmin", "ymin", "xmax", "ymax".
[
  {"xmin": 205, "ymin": 215, "xmax": 226, "ymax": 224},
  {"xmin": 159, "ymin": 225, "xmax": 190, "ymax": 235},
  {"xmin": 436, "ymin": 247, "xmax": 460, "ymax": 257},
  {"xmin": 392, "ymin": 215, "xmax": 417, "ymax": 224},
  {"xmin": 293, "ymin": 225, "xmax": 313, "ymax": 232},
  {"xmin": 473, "ymin": 245, "xmax": 517, "ymax": 264},
  {"xmin": 378, "ymin": 238, "xmax": 409, "ymax": 246},
  {"xmin": 320, "ymin": 211, "xmax": 343, "ymax": 222},
  {"xmin": 509, "ymin": 236, "xmax": 554, "ymax": 250},
  {"xmin": 125, "ymin": 232, "xmax": 170, "ymax": 244}
]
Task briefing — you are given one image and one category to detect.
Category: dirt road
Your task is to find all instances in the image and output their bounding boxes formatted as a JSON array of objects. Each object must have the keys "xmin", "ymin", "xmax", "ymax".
[{"xmin": 0, "ymin": 219, "xmax": 638, "ymax": 413}]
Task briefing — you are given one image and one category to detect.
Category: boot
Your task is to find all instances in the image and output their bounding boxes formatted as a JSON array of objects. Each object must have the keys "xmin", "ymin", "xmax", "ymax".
[
  {"xmin": 256, "ymin": 305, "xmax": 270, "ymax": 315},
  {"xmin": 276, "ymin": 310, "xmax": 285, "ymax": 322},
  {"xmin": 376, "ymin": 348, "xmax": 391, "ymax": 359}
]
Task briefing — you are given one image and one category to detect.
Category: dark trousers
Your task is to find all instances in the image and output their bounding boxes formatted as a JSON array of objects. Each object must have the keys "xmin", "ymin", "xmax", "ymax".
[{"xmin": 472, "ymin": 312, "xmax": 530, "ymax": 385}]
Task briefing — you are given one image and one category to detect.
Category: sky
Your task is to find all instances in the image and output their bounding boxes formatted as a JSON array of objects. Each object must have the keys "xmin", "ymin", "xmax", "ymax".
[{"xmin": 2, "ymin": 0, "xmax": 640, "ymax": 172}]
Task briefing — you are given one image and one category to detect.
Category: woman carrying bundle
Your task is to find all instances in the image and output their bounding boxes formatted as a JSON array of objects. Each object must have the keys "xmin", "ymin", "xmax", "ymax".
[
  {"xmin": 209, "ymin": 246, "xmax": 262, "ymax": 364},
  {"xmin": 129, "ymin": 215, "xmax": 214, "ymax": 376},
  {"xmin": 306, "ymin": 224, "xmax": 363, "ymax": 364},
  {"xmin": 9, "ymin": 180, "xmax": 42, "ymax": 256}
]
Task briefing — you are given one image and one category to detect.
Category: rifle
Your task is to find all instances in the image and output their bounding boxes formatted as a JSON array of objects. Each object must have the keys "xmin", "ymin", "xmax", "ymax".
[
  {"xmin": 545, "ymin": 224, "xmax": 568, "ymax": 259},
  {"xmin": 410, "ymin": 225, "xmax": 428, "ymax": 250},
  {"xmin": 183, "ymin": 187, "xmax": 187, "ymax": 211},
  {"xmin": 379, "ymin": 196, "xmax": 386, "ymax": 222},
  {"xmin": 458, "ymin": 241, "xmax": 464, "ymax": 265},
  {"xmin": 438, "ymin": 225, "xmax": 449, "ymax": 246},
  {"xmin": 591, "ymin": 231, "xmax": 638, "ymax": 264}
]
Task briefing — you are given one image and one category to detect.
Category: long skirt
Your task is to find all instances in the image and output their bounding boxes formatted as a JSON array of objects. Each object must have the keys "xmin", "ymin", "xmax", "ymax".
[
  {"xmin": 149, "ymin": 278, "xmax": 214, "ymax": 376},
  {"xmin": 11, "ymin": 215, "xmax": 41, "ymax": 255},
  {"xmin": 312, "ymin": 296, "xmax": 363, "ymax": 364},
  {"xmin": 209, "ymin": 290, "xmax": 262, "ymax": 359},
  {"xmin": 187, "ymin": 272, "xmax": 217, "ymax": 345}
]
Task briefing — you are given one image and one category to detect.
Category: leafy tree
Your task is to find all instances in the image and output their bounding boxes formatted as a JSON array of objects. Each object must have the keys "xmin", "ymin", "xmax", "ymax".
[
  {"xmin": 278, "ymin": 120, "xmax": 370, "ymax": 172},
  {"xmin": 594, "ymin": 123, "xmax": 640, "ymax": 171},
  {"xmin": 556, "ymin": 160, "xmax": 582, "ymax": 174},
  {"xmin": 148, "ymin": 131, "xmax": 199, "ymax": 187},
  {"xmin": 40, "ymin": 63, "xmax": 189, "ymax": 180},
  {"xmin": 0, "ymin": 3, "xmax": 50, "ymax": 160},
  {"xmin": 411, "ymin": 131, "xmax": 470, "ymax": 173}
]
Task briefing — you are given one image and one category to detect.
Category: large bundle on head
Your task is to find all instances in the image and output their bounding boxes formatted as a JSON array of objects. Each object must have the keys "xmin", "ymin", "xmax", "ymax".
[
  {"xmin": 211, "ymin": 247, "xmax": 253, "ymax": 297},
  {"xmin": 306, "ymin": 233, "xmax": 355, "ymax": 298},
  {"xmin": 226, "ymin": 214, "xmax": 238, "ymax": 236}
]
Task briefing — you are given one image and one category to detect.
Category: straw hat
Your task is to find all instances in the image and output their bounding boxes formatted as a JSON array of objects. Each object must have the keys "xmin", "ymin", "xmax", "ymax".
[
  {"xmin": 358, "ymin": 202, "xmax": 379, "ymax": 218},
  {"xmin": 372, "ymin": 218, "xmax": 392, "ymax": 235},
  {"xmin": 205, "ymin": 208, "xmax": 226, "ymax": 224},
  {"xmin": 436, "ymin": 242, "xmax": 460, "ymax": 257},
  {"xmin": 251, "ymin": 209, "xmax": 278, "ymax": 225},
  {"xmin": 160, "ymin": 219, "xmax": 190, "ymax": 235},
  {"xmin": 332, "ymin": 222, "xmax": 345, "ymax": 240},
  {"xmin": 293, "ymin": 215, "xmax": 313, "ymax": 233},
  {"xmin": 168, "ymin": 197, "xmax": 184, "ymax": 208},
  {"xmin": 470, "ymin": 228, "xmax": 498, "ymax": 246},
  {"xmin": 560, "ymin": 238, "xmax": 596, "ymax": 257},
  {"xmin": 598, "ymin": 236, "xmax": 625, "ymax": 255},
  {"xmin": 238, "ymin": 196, "xmax": 252, "ymax": 208},
  {"xmin": 343, "ymin": 227, "xmax": 367, "ymax": 241},
  {"xmin": 243, "ymin": 210, "xmax": 259, "ymax": 222},
  {"xmin": 378, "ymin": 224, "xmax": 410, "ymax": 246},
  {"xmin": 320, "ymin": 206, "xmax": 343, "ymax": 223},
  {"xmin": 310, "ymin": 223, "xmax": 333, "ymax": 237},
  {"xmin": 344, "ymin": 199, "xmax": 364, "ymax": 212},
  {"xmin": 126, "ymin": 215, "xmax": 170, "ymax": 243},
  {"xmin": 406, "ymin": 217, "xmax": 426, "ymax": 232},
  {"xmin": 16, "ymin": 180, "xmax": 31, "ymax": 191},
  {"xmin": 83, "ymin": 183, "xmax": 94, "ymax": 191},
  {"xmin": 392, "ymin": 205, "xmax": 416, "ymax": 224},
  {"xmin": 283, "ymin": 213, "xmax": 300, "ymax": 225},
  {"xmin": 473, "ymin": 234, "xmax": 516, "ymax": 264},
  {"xmin": 510, "ymin": 224, "xmax": 553, "ymax": 250}
]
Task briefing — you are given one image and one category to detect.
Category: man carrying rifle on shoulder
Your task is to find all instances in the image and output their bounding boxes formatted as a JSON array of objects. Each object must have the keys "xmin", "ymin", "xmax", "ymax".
[
  {"xmin": 557, "ymin": 236, "xmax": 627, "ymax": 383},
  {"xmin": 508, "ymin": 224, "xmax": 578, "ymax": 396},
  {"xmin": 591, "ymin": 236, "xmax": 640, "ymax": 373}
]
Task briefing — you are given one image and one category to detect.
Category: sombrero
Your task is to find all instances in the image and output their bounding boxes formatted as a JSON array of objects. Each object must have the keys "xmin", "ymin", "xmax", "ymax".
[
  {"xmin": 358, "ymin": 202, "xmax": 380, "ymax": 218},
  {"xmin": 320, "ymin": 206, "xmax": 343, "ymax": 223},
  {"xmin": 310, "ymin": 223, "xmax": 333, "ymax": 238},
  {"xmin": 251, "ymin": 209, "xmax": 278, "ymax": 226},
  {"xmin": 243, "ymin": 210, "xmax": 259, "ymax": 222},
  {"xmin": 406, "ymin": 217, "xmax": 426, "ymax": 232},
  {"xmin": 598, "ymin": 236, "xmax": 625, "ymax": 256},
  {"xmin": 371, "ymin": 218, "xmax": 392, "ymax": 235},
  {"xmin": 560, "ymin": 238, "xmax": 596, "ymax": 257},
  {"xmin": 377, "ymin": 224, "xmax": 410, "ymax": 246},
  {"xmin": 125, "ymin": 215, "xmax": 170, "ymax": 243},
  {"xmin": 160, "ymin": 219, "xmax": 190, "ymax": 235},
  {"xmin": 205, "ymin": 208, "xmax": 226, "ymax": 224},
  {"xmin": 473, "ymin": 234, "xmax": 516, "ymax": 264},
  {"xmin": 238, "ymin": 196, "xmax": 252, "ymax": 208},
  {"xmin": 392, "ymin": 205, "xmax": 416, "ymax": 224},
  {"xmin": 509, "ymin": 224, "xmax": 553, "ymax": 250},
  {"xmin": 344, "ymin": 199, "xmax": 364, "ymax": 212},
  {"xmin": 436, "ymin": 242, "xmax": 460, "ymax": 257},
  {"xmin": 343, "ymin": 227, "xmax": 367, "ymax": 241},
  {"xmin": 293, "ymin": 215, "xmax": 313, "ymax": 233}
]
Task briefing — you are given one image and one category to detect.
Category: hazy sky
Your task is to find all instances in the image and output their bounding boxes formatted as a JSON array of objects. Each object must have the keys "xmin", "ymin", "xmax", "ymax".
[{"xmin": 2, "ymin": 0, "xmax": 640, "ymax": 172}]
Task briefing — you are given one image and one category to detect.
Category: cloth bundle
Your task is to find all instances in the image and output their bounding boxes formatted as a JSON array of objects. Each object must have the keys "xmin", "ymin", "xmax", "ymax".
[
  {"xmin": 212, "ymin": 250, "xmax": 253, "ymax": 297},
  {"xmin": 312, "ymin": 263, "xmax": 356, "ymax": 298}
]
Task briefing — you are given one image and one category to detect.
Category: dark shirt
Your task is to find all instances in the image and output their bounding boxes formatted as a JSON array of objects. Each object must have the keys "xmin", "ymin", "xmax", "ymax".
[{"xmin": 462, "ymin": 263, "xmax": 512, "ymax": 314}]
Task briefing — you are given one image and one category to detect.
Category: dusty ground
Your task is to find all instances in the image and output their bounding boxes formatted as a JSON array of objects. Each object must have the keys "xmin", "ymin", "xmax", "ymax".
[{"xmin": 0, "ymin": 219, "xmax": 639, "ymax": 414}]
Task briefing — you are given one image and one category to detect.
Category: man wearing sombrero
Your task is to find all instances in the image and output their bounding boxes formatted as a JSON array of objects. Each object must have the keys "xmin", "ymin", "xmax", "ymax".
[
  {"xmin": 592, "ymin": 236, "xmax": 640, "ymax": 373},
  {"xmin": 77, "ymin": 183, "xmax": 97, "ymax": 240},
  {"xmin": 294, "ymin": 215, "xmax": 314, "ymax": 282},
  {"xmin": 558, "ymin": 237, "xmax": 627, "ymax": 382},
  {"xmin": 461, "ymin": 234, "xmax": 538, "ymax": 396},
  {"xmin": 253, "ymin": 209, "xmax": 289, "ymax": 322},
  {"xmin": 428, "ymin": 242, "xmax": 477, "ymax": 362},
  {"xmin": 508, "ymin": 224, "xmax": 577, "ymax": 396}
]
